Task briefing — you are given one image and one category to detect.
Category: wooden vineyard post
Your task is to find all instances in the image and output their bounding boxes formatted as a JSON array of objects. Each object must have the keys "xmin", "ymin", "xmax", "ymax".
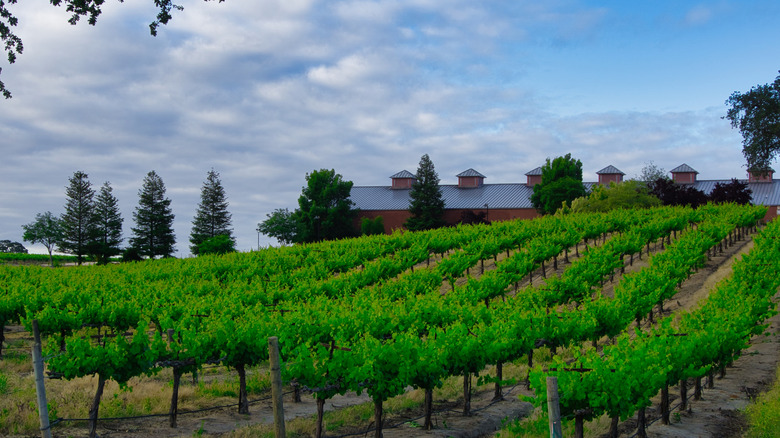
[
  {"xmin": 268, "ymin": 337, "xmax": 286, "ymax": 438},
  {"xmin": 32, "ymin": 320, "xmax": 53, "ymax": 438},
  {"xmin": 546, "ymin": 377, "xmax": 563, "ymax": 438}
]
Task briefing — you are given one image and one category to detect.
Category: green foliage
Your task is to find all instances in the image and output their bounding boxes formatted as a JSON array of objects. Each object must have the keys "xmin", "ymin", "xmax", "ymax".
[
  {"xmin": 59, "ymin": 171, "xmax": 95, "ymax": 265},
  {"xmin": 361, "ymin": 216, "xmax": 385, "ymax": 236},
  {"xmin": 725, "ymin": 71, "xmax": 780, "ymax": 172},
  {"xmin": 121, "ymin": 247, "xmax": 143, "ymax": 262},
  {"xmin": 293, "ymin": 169, "xmax": 358, "ymax": 243},
  {"xmin": 190, "ymin": 169, "xmax": 234, "ymax": 255},
  {"xmin": 0, "ymin": 240, "xmax": 27, "ymax": 254},
  {"xmin": 258, "ymin": 208, "xmax": 298, "ymax": 245},
  {"xmin": 130, "ymin": 171, "xmax": 177, "ymax": 258},
  {"xmin": 196, "ymin": 234, "xmax": 236, "ymax": 255},
  {"xmin": 530, "ymin": 154, "xmax": 586, "ymax": 214},
  {"xmin": 569, "ymin": 180, "xmax": 662, "ymax": 213},
  {"xmin": 21, "ymin": 211, "xmax": 63, "ymax": 266},
  {"xmin": 405, "ymin": 154, "xmax": 446, "ymax": 231},
  {"xmin": 90, "ymin": 182, "xmax": 124, "ymax": 265}
]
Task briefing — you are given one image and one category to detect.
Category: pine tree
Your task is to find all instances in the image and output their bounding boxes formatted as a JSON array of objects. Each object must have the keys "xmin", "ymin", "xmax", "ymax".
[
  {"xmin": 189, "ymin": 169, "xmax": 234, "ymax": 255},
  {"xmin": 293, "ymin": 169, "xmax": 357, "ymax": 243},
  {"xmin": 90, "ymin": 182, "xmax": 124, "ymax": 264},
  {"xmin": 405, "ymin": 154, "xmax": 446, "ymax": 231},
  {"xmin": 59, "ymin": 171, "xmax": 95, "ymax": 264},
  {"xmin": 130, "ymin": 171, "xmax": 176, "ymax": 258}
]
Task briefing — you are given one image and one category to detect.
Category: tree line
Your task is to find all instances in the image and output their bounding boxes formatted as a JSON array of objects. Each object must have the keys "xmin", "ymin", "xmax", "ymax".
[
  {"xmin": 21, "ymin": 169, "xmax": 234, "ymax": 265},
  {"xmin": 258, "ymin": 154, "xmax": 451, "ymax": 245}
]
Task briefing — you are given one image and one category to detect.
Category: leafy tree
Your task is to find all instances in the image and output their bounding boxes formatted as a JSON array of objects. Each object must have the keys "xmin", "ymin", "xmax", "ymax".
[
  {"xmin": 0, "ymin": 240, "xmax": 27, "ymax": 253},
  {"xmin": 258, "ymin": 208, "xmax": 298, "ymax": 246},
  {"xmin": 569, "ymin": 180, "xmax": 662, "ymax": 213},
  {"xmin": 709, "ymin": 179, "xmax": 753, "ymax": 205},
  {"xmin": 121, "ymin": 247, "xmax": 143, "ymax": 263},
  {"xmin": 635, "ymin": 161, "xmax": 668, "ymax": 191},
  {"xmin": 725, "ymin": 71, "xmax": 780, "ymax": 172},
  {"xmin": 190, "ymin": 169, "xmax": 234, "ymax": 255},
  {"xmin": 361, "ymin": 216, "xmax": 385, "ymax": 236},
  {"xmin": 89, "ymin": 182, "xmax": 124, "ymax": 265},
  {"xmin": 22, "ymin": 211, "xmax": 63, "ymax": 266},
  {"xmin": 197, "ymin": 234, "xmax": 236, "ymax": 255},
  {"xmin": 649, "ymin": 178, "xmax": 708, "ymax": 208},
  {"xmin": 0, "ymin": 0, "xmax": 192, "ymax": 98},
  {"xmin": 130, "ymin": 171, "xmax": 176, "ymax": 258},
  {"xmin": 293, "ymin": 169, "xmax": 358, "ymax": 243},
  {"xmin": 59, "ymin": 171, "xmax": 95, "ymax": 265},
  {"xmin": 405, "ymin": 154, "xmax": 446, "ymax": 231},
  {"xmin": 530, "ymin": 153, "xmax": 587, "ymax": 214}
]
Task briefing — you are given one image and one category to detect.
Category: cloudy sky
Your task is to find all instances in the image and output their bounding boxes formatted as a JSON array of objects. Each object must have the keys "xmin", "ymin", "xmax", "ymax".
[{"xmin": 1, "ymin": 0, "xmax": 779, "ymax": 254}]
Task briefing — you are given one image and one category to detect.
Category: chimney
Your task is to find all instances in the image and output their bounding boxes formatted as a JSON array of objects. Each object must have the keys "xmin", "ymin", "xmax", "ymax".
[
  {"xmin": 596, "ymin": 165, "xmax": 625, "ymax": 185},
  {"xmin": 670, "ymin": 164, "xmax": 698, "ymax": 184},
  {"xmin": 456, "ymin": 169, "xmax": 485, "ymax": 188},
  {"xmin": 389, "ymin": 170, "xmax": 415, "ymax": 189}
]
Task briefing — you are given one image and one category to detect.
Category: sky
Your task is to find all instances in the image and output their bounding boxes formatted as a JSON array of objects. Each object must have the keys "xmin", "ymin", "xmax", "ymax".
[{"xmin": 1, "ymin": 0, "xmax": 779, "ymax": 255}]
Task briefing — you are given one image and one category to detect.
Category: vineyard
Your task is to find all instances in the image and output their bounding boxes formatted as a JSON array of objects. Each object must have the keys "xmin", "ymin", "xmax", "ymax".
[{"xmin": 0, "ymin": 203, "xmax": 778, "ymax": 437}]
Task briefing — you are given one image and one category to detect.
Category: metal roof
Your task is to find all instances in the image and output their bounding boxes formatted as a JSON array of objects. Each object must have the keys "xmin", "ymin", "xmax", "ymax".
[
  {"xmin": 597, "ymin": 165, "xmax": 625, "ymax": 175},
  {"xmin": 351, "ymin": 184, "xmax": 537, "ymax": 210},
  {"xmin": 350, "ymin": 179, "xmax": 780, "ymax": 212},
  {"xmin": 390, "ymin": 170, "xmax": 415, "ymax": 179},
  {"xmin": 670, "ymin": 163, "xmax": 698, "ymax": 174},
  {"xmin": 525, "ymin": 166, "xmax": 543, "ymax": 176},
  {"xmin": 693, "ymin": 180, "xmax": 780, "ymax": 206},
  {"xmin": 456, "ymin": 168, "xmax": 486, "ymax": 178}
]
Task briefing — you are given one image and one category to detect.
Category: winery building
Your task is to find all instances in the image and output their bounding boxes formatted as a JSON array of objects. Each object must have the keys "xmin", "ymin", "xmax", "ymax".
[{"xmin": 349, "ymin": 163, "xmax": 780, "ymax": 233}]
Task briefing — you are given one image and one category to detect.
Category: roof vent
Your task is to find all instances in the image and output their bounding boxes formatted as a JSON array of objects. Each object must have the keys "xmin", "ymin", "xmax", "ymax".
[
  {"xmin": 390, "ymin": 170, "xmax": 415, "ymax": 189},
  {"xmin": 525, "ymin": 166, "xmax": 542, "ymax": 187},
  {"xmin": 596, "ymin": 165, "xmax": 625, "ymax": 185},
  {"xmin": 670, "ymin": 163, "xmax": 698, "ymax": 184},
  {"xmin": 456, "ymin": 168, "xmax": 485, "ymax": 188}
]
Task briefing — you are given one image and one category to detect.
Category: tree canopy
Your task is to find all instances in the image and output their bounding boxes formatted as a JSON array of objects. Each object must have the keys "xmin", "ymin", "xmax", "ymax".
[
  {"xmin": 0, "ymin": 0, "xmax": 201, "ymax": 98},
  {"xmin": 649, "ymin": 178, "xmax": 709, "ymax": 208},
  {"xmin": 709, "ymin": 179, "xmax": 753, "ymax": 205},
  {"xmin": 569, "ymin": 180, "xmax": 662, "ymax": 213},
  {"xmin": 530, "ymin": 153, "xmax": 587, "ymax": 214},
  {"xmin": 258, "ymin": 208, "xmax": 298, "ymax": 246},
  {"xmin": 90, "ymin": 182, "xmax": 124, "ymax": 265},
  {"xmin": 59, "ymin": 171, "xmax": 95, "ymax": 265},
  {"xmin": 0, "ymin": 240, "xmax": 27, "ymax": 253},
  {"xmin": 293, "ymin": 169, "xmax": 357, "ymax": 243},
  {"xmin": 22, "ymin": 211, "xmax": 63, "ymax": 266},
  {"xmin": 190, "ymin": 169, "xmax": 234, "ymax": 255},
  {"xmin": 405, "ymin": 154, "xmax": 446, "ymax": 231},
  {"xmin": 130, "ymin": 171, "xmax": 176, "ymax": 258},
  {"xmin": 725, "ymin": 71, "xmax": 780, "ymax": 172}
]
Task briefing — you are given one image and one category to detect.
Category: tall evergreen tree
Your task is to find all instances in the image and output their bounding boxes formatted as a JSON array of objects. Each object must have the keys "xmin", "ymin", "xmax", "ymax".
[
  {"xmin": 130, "ymin": 171, "xmax": 176, "ymax": 258},
  {"xmin": 189, "ymin": 169, "xmax": 234, "ymax": 255},
  {"xmin": 59, "ymin": 171, "xmax": 95, "ymax": 265},
  {"xmin": 293, "ymin": 169, "xmax": 357, "ymax": 243},
  {"xmin": 405, "ymin": 154, "xmax": 445, "ymax": 231},
  {"xmin": 90, "ymin": 182, "xmax": 124, "ymax": 265}
]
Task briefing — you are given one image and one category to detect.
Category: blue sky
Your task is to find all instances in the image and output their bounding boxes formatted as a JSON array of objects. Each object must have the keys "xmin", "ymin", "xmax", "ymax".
[{"xmin": 1, "ymin": 0, "xmax": 779, "ymax": 254}]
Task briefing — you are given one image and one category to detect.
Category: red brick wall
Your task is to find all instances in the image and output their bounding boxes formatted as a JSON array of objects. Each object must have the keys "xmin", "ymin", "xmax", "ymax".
[
  {"xmin": 598, "ymin": 174, "xmax": 623, "ymax": 185},
  {"xmin": 672, "ymin": 172, "xmax": 696, "ymax": 184},
  {"xmin": 458, "ymin": 177, "xmax": 483, "ymax": 188},
  {"xmin": 526, "ymin": 175, "xmax": 542, "ymax": 186}
]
